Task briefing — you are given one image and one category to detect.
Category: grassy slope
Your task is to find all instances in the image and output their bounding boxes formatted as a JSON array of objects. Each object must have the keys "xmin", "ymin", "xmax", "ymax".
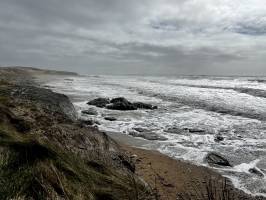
[
  {"xmin": 0, "ymin": 80, "xmax": 153, "ymax": 200},
  {"xmin": 0, "ymin": 125, "xmax": 146, "ymax": 200}
]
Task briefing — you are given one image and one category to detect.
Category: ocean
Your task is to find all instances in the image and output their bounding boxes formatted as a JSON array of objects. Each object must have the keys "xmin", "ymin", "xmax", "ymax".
[{"xmin": 43, "ymin": 74, "xmax": 266, "ymax": 197}]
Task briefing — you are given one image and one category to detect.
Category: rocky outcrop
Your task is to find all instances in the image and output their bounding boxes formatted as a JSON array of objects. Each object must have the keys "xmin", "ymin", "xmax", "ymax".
[
  {"xmin": 11, "ymin": 85, "xmax": 77, "ymax": 121},
  {"xmin": 107, "ymin": 97, "xmax": 137, "ymax": 110},
  {"xmin": 205, "ymin": 152, "xmax": 232, "ymax": 167},
  {"xmin": 87, "ymin": 97, "xmax": 158, "ymax": 111},
  {"xmin": 87, "ymin": 97, "xmax": 110, "ymax": 108}
]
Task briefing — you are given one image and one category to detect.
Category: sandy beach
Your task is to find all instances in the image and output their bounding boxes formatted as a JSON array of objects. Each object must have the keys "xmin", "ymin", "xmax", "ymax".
[{"xmin": 109, "ymin": 132, "xmax": 265, "ymax": 200}]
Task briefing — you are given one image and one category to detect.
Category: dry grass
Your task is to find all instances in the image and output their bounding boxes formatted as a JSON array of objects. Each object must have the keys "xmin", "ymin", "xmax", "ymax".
[
  {"xmin": 0, "ymin": 122, "xmax": 153, "ymax": 200},
  {"xmin": 177, "ymin": 179, "xmax": 235, "ymax": 200}
]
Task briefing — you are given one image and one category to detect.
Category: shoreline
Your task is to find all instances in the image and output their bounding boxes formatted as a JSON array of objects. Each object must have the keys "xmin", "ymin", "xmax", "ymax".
[
  {"xmin": 3, "ymin": 66, "xmax": 263, "ymax": 200},
  {"xmin": 35, "ymin": 70, "xmax": 265, "ymax": 200},
  {"xmin": 108, "ymin": 131, "xmax": 265, "ymax": 200}
]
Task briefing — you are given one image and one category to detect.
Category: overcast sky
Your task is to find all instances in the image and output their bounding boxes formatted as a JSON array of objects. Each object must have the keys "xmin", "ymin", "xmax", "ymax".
[{"xmin": 0, "ymin": 0, "xmax": 266, "ymax": 75}]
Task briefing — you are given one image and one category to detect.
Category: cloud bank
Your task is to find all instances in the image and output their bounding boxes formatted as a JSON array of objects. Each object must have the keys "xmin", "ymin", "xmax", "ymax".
[{"xmin": 0, "ymin": 0, "xmax": 266, "ymax": 75}]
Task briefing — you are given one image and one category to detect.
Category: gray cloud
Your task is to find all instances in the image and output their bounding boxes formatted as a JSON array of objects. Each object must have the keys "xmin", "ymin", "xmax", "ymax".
[{"xmin": 0, "ymin": 0, "xmax": 266, "ymax": 75}]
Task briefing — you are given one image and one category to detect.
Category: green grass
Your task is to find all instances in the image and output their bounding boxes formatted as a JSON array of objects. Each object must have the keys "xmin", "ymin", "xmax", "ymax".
[{"xmin": 0, "ymin": 122, "xmax": 152, "ymax": 200}]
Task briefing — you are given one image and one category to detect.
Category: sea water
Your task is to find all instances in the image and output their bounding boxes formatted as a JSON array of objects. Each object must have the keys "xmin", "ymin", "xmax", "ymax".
[{"xmin": 44, "ymin": 75, "xmax": 266, "ymax": 197}]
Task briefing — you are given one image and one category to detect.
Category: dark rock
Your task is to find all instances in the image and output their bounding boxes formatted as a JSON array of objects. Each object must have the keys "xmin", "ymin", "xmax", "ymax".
[
  {"xmin": 87, "ymin": 98, "xmax": 110, "ymax": 108},
  {"xmin": 12, "ymin": 86, "xmax": 77, "ymax": 121},
  {"xmin": 104, "ymin": 117, "xmax": 117, "ymax": 121},
  {"xmin": 205, "ymin": 152, "xmax": 232, "ymax": 167},
  {"xmin": 249, "ymin": 168, "xmax": 264, "ymax": 177},
  {"xmin": 132, "ymin": 102, "xmax": 157, "ymax": 110},
  {"xmin": 107, "ymin": 97, "xmax": 137, "ymax": 111},
  {"xmin": 129, "ymin": 131, "xmax": 167, "ymax": 141},
  {"xmin": 214, "ymin": 135, "xmax": 224, "ymax": 142},
  {"xmin": 133, "ymin": 127, "xmax": 148, "ymax": 132},
  {"xmin": 82, "ymin": 120, "xmax": 94, "ymax": 126},
  {"xmin": 106, "ymin": 103, "xmax": 136, "ymax": 110},
  {"xmin": 186, "ymin": 128, "xmax": 205, "ymax": 133},
  {"xmin": 164, "ymin": 127, "xmax": 183, "ymax": 134},
  {"xmin": 89, "ymin": 97, "xmax": 158, "ymax": 111},
  {"xmin": 110, "ymin": 97, "xmax": 129, "ymax": 104},
  {"xmin": 81, "ymin": 108, "xmax": 98, "ymax": 115},
  {"xmin": 256, "ymin": 79, "xmax": 266, "ymax": 83},
  {"xmin": 128, "ymin": 131, "xmax": 139, "ymax": 137}
]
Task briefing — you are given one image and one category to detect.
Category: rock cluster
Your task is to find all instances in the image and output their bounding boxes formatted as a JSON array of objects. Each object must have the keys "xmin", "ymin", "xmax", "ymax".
[{"xmin": 87, "ymin": 97, "xmax": 158, "ymax": 111}]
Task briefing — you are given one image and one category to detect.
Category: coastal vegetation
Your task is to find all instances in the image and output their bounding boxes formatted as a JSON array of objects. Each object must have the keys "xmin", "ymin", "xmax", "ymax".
[{"xmin": 0, "ymin": 70, "xmax": 153, "ymax": 200}]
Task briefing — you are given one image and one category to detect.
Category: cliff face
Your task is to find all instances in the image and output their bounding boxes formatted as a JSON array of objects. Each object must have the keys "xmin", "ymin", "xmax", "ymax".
[{"xmin": 0, "ymin": 68, "xmax": 153, "ymax": 200}]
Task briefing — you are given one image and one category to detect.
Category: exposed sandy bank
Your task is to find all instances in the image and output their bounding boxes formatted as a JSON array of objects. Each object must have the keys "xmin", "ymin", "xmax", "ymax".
[{"xmin": 109, "ymin": 132, "xmax": 265, "ymax": 200}]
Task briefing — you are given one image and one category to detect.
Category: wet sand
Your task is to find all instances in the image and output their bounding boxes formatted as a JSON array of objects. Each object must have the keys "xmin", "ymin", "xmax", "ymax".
[{"xmin": 108, "ymin": 132, "xmax": 263, "ymax": 200}]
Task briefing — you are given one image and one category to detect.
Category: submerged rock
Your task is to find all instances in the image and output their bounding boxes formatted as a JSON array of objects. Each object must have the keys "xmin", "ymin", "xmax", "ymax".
[
  {"xmin": 133, "ymin": 127, "xmax": 149, "ymax": 132},
  {"xmin": 132, "ymin": 102, "xmax": 157, "ymax": 110},
  {"xmin": 164, "ymin": 127, "xmax": 183, "ymax": 134},
  {"xmin": 214, "ymin": 135, "xmax": 224, "ymax": 142},
  {"xmin": 186, "ymin": 128, "xmax": 205, "ymax": 133},
  {"xmin": 205, "ymin": 152, "xmax": 232, "ymax": 167},
  {"xmin": 104, "ymin": 116, "xmax": 117, "ymax": 121},
  {"xmin": 129, "ymin": 131, "xmax": 167, "ymax": 141},
  {"xmin": 87, "ymin": 98, "xmax": 110, "ymax": 108},
  {"xmin": 81, "ymin": 108, "xmax": 98, "ymax": 115},
  {"xmin": 249, "ymin": 168, "xmax": 264, "ymax": 177}
]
